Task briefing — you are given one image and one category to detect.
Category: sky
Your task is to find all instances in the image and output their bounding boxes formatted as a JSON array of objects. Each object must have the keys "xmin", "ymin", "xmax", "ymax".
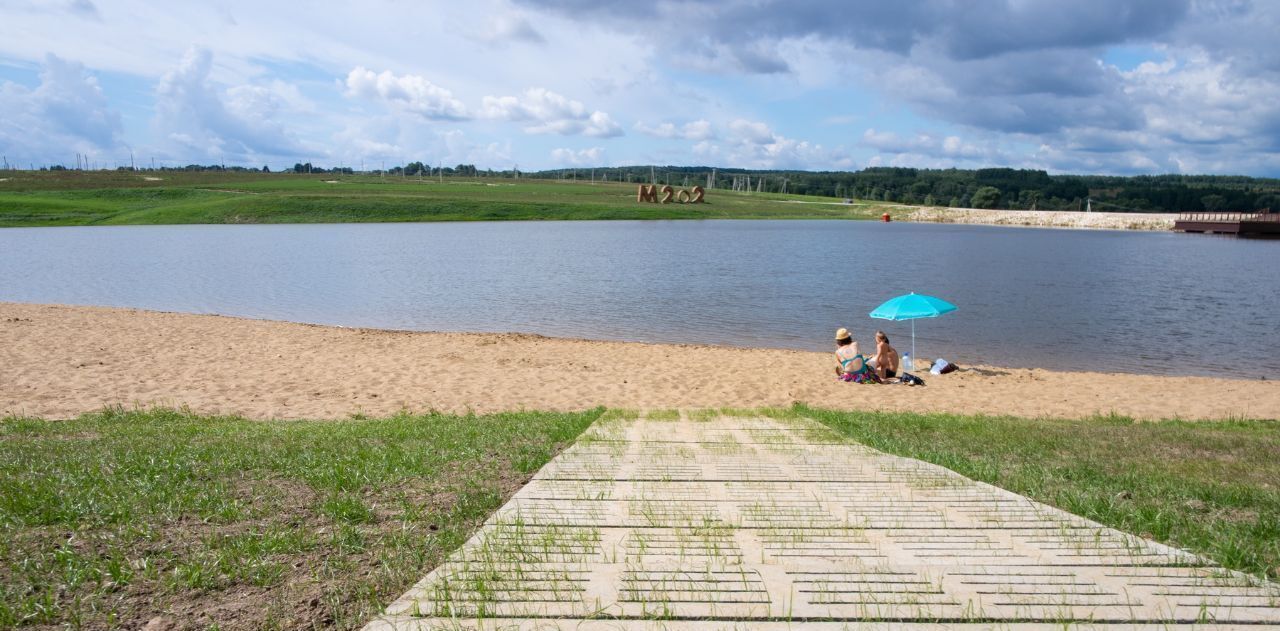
[{"xmin": 1, "ymin": 0, "xmax": 1278, "ymax": 175}]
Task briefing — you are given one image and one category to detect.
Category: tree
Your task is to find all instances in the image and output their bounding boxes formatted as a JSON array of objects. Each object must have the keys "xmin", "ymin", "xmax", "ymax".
[
  {"xmin": 1201, "ymin": 194, "xmax": 1227, "ymax": 211},
  {"xmin": 262, "ymin": 165, "xmax": 270, "ymax": 173},
  {"xmin": 970, "ymin": 186, "xmax": 1001, "ymax": 209}
]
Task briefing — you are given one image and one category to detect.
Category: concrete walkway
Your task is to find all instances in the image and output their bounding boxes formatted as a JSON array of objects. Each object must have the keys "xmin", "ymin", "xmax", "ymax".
[{"xmin": 367, "ymin": 413, "xmax": 1280, "ymax": 629}]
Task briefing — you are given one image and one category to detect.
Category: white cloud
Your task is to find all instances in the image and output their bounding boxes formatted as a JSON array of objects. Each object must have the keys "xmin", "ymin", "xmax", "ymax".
[
  {"xmin": 550, "ymin": 146, "xmax": 603, "ymax": 165},
  {"xmin": 345, "ymin": 67, "xmax": 469, "ymax": 120},
  {"xmin": 861, "ymin": 128, "xmax": 988, "ymax": 161},
  {"xmin": 709, "ymin": 118, "xmax": 853, "ymax": 169},
  {"xmin": 481, "ymin": 14, "xmax": 546, "ymax": 45},
  {"xmin": 727, "ymin": 119, "xmax": 776, "ymax": 145},
  {"xmin": 330, "ymin": 117, "xmax": 512, "ymax": 169},
  {"xmin": 0, "ymin": 53, "xmax": 122, "ymax": 165},
  {"xmin": 635, "ymin": 119, "xmax": 714, "ymax": 140},
  {"xmin": 154, "ymin": 47, "xmax": 313, "ymax": 162},
  {"xmin": 480, "ymin": 87, "xmax": 622, "ymax": 137}
]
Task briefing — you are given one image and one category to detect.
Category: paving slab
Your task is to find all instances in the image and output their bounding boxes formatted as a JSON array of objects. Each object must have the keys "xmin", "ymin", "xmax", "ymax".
[{"xmin": 365, "ymin": 413, "xmax": 1280, "ymax": 629}]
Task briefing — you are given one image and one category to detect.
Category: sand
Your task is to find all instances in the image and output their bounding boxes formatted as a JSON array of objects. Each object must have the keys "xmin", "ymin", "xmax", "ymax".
[
  {"xmin": 905, "ymin": 206, "xmax": 1178, "ymax": 231},
  {"xmin": 3, "ymin": 302, "xmax": 1276, "ymax": 422}
]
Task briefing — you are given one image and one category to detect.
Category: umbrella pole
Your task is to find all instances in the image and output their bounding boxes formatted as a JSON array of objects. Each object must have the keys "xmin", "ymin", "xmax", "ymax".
[{"xmin": 911, "ymin": 319, "xmax": 916, "ymax": 371}]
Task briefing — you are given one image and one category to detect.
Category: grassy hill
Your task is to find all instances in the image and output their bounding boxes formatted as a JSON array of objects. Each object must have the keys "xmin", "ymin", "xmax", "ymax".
[{"xmin": 0, "ymin": 171, "xmax": 901, "ymax": 227}]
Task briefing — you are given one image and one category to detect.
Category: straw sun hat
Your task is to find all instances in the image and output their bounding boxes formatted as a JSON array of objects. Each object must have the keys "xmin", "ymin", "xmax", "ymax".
[{"xmin": 835, "ymin": 328, "xmax": 851, "ymax": 341}]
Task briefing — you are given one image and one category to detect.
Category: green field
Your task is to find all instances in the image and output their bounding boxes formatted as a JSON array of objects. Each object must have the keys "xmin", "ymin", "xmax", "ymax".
[
  {"xmin": 0, "ymin": 171, "xmax": 902, "ymax": 227},
  {"xmin": 1, "ymin": 407, "xmax": 1276, "ymax": 629}
]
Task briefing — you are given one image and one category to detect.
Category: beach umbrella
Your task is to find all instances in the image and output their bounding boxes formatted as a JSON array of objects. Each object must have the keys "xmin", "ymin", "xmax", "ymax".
[{"xmin": 869, "ymin": 293, "xmax": 957, "ymax": 371}]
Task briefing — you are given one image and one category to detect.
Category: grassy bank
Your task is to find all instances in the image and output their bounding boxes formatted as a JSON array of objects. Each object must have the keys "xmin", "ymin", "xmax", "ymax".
[
  {"xmin": 791, "ymin": 404, "xmax": 1280, "ymax": 581},
  {"xmin": 0, "ymin": 407, "xmax": 602, "ymax": 629},
  {"xmin": 0, "ymin": 171, "xmax": 900, "ymax": 226}
]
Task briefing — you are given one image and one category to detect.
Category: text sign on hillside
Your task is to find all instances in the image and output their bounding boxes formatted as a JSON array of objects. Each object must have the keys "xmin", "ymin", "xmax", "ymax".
[{"xmin": 637, "ymin": 184, "xmax": 705, "ymax": 204}]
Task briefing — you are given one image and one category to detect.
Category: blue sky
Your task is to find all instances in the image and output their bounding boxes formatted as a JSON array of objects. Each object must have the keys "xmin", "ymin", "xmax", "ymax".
[{"xmin": 1, "ymin": 0, "xmax": 1278, "ymax": 175}]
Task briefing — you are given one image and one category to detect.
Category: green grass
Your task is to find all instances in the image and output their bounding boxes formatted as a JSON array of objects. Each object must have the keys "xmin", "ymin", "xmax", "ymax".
[
  {"xmin": 5, "ymin": 404, "xmax": 1274, "ymax": 628},
  {"xmin": 0, "ymin": 406, "xmax": 602, "ymax": 628},
  {"xmin": 792, "ymin": 404, "xmax": 1280, "ymax": 581},
  {"xmin": 0, "ymin": 171, "xmax": 903, "ymax": 226}
]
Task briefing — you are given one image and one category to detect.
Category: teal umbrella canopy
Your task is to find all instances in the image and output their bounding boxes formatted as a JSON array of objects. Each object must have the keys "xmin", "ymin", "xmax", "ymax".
[
  {"xmin": 868, "ymin": 293, "xmax": 957, "ymax": 371},
  {"xmin": 869, "ymin": 293, "xmax": 957, "ymax": 321}
]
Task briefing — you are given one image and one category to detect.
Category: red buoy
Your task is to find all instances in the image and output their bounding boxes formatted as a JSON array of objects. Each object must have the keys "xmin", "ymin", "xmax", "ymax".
[{"xmin": 882, "ymin": 213, "xmax": 891, "ymax": 222}]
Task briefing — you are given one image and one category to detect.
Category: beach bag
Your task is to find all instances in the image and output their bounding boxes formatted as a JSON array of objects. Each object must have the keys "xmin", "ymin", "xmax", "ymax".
[
  {"xmin": 901, "ymin": 372, "xmax": 926, "ymax": 386},
  {"xmin": 931, "ymin": 359, "xmax": 959, "ymax": 375}
]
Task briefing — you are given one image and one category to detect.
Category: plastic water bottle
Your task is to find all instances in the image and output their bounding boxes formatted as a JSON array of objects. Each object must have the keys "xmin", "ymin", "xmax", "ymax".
[{"xmin": 902, "ymin": 352, "xmax": 911, "ymax": 373}]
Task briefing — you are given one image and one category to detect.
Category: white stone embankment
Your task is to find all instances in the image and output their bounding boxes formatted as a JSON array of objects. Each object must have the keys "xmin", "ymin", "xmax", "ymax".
[{"xmin": 905, "ymin": 206, "xmax": 1177, "ymax": 231}]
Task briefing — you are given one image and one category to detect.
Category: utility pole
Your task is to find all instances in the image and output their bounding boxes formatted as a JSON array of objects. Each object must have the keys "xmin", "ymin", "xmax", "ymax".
[{"xmin": 650, "ymin": 165, "xmax": 656, "ymax": 184}]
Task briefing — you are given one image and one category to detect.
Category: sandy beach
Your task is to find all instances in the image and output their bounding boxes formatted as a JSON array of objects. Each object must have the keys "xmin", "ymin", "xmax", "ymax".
[{"xmin": 3, "ymin": 302, "xmax": 1276, "ymax": 421}]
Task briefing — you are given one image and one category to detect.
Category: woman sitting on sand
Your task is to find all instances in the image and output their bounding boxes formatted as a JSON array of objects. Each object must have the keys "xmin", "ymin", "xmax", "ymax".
[
  {"xmin": 834, "ymin": 328, "xmax": 875, "ymax": 381},
  {"xmin": 870, "ymin": 330, "xmax": 900, "ymax": 381}
]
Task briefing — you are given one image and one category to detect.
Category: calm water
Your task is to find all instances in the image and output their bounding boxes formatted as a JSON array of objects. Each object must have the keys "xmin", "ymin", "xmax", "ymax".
[{"xmin": 1, "ymin": 220, "xmax": 1276, "ymax": 378}]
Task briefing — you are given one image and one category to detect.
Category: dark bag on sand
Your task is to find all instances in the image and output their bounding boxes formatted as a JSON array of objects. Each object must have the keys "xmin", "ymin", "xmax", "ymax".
[{"xmin": 901, "ymin": 373, "xmax": 926, "ymax": 386}]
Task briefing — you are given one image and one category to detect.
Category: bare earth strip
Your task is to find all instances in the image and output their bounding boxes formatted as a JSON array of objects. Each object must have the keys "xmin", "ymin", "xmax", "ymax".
[
  {"xmin": 366, "ymin": 412, "xmax": 1280, "ymax": 629},
  {"xmin": 3, "ymin": 303, "xmax": 1278, "ymax": 421}
]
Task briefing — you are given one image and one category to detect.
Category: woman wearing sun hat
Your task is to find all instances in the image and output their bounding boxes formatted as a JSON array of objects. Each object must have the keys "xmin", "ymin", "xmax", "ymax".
[{"xmin": 833, "ymin": 327, "xmax": 863, "ymax": 376}]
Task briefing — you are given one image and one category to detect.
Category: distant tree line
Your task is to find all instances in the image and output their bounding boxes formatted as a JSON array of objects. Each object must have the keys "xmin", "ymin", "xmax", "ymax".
[
  {"xmin": 27, "ymin": 160, "xmax": 1279, "ymax": 212},
  {"xmin": 524, "ymin": 165, "xmax": 1280, "ymax": 213},
  {"xmin": 383, "ymin": 163, "xmax": 483, "ymax": 177}
]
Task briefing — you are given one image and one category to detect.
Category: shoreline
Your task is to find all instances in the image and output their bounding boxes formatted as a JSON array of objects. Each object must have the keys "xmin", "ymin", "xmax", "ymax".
[
  {"xmin": 4, "ymin": 302, "xmax": 1277, "ymax": 422},
  {"xmin": 903, "ymin": 206, "xmax": 1178, "ymax": 231}
]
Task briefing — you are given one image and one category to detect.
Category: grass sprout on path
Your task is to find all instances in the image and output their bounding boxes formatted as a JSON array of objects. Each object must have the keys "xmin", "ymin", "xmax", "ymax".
[{"xmin": 795, "ymin": 403, "xmax": 1280, "ymax": 581}]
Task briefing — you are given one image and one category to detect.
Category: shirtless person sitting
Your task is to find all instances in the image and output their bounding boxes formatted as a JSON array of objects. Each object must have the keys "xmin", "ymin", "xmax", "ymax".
[{"xmin": 870, "ymin": 330, "xmax": 900, "ymax": 380}]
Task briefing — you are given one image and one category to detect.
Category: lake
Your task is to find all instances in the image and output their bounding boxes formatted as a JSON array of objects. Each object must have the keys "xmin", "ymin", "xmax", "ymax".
[{"xmin": 0, "ymin": 220, "xmax": 1276, "ymax": 378}]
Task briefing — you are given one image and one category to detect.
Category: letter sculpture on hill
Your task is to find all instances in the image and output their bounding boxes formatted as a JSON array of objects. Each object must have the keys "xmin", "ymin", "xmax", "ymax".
[{"xmin": 637, "ymin": 184, "xmax": 705, "ymax": 204}]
